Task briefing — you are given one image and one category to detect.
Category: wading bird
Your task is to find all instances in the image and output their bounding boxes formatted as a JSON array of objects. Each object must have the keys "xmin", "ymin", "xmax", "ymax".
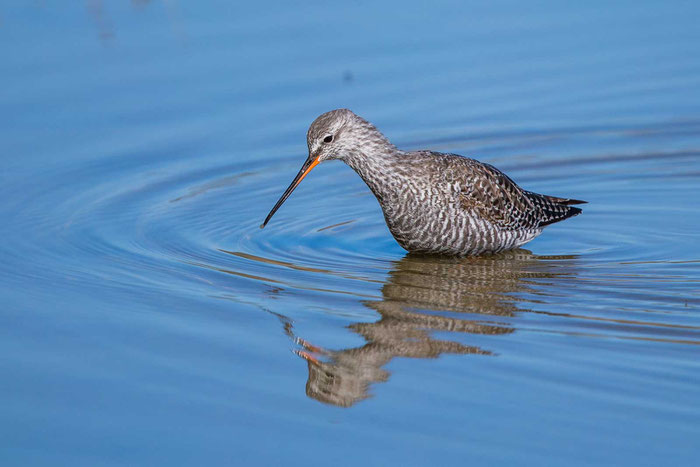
[{"xmin": 261, "ymin": 109, "xmax": 585, "ymax": 256}]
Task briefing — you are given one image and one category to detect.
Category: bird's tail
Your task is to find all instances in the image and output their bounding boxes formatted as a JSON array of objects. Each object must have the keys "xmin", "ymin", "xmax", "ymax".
[
  {"xmin": 541, "ymin": 195, "xmax": 587, "ymax": 206},
  {"xmin": 525, "ymin": 192, "xmax": 587, "ymax": 227}
]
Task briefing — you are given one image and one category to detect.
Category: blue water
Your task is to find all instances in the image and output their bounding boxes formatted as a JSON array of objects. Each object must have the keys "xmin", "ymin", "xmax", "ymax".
[{"xmin": 1, "ymin": 1, "xmax": 699, "ymax": 465}]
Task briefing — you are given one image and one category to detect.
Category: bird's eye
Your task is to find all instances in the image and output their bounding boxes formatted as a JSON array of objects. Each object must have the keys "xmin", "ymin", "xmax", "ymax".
[{"xmin": 323, "ymin": 135, "xmax": 333, "ymax": 143}]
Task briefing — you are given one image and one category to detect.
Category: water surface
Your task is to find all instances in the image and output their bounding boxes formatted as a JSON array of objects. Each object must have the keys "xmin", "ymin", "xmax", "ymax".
[{"xmin": 1, "ymin": 1, "xmax": 699, "ymax": 465}]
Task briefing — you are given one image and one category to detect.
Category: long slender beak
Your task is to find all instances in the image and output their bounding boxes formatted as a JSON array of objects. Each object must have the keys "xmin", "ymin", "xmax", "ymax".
[{"xmin": 260, "ymin": 155, "xmax": 321, "ymax": 228}]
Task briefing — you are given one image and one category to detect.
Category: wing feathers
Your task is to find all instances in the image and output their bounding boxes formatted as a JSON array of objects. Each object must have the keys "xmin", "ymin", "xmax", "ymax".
[{"xmin": 454, "ymin": 156, "xmax": 585, "ymax": 230}]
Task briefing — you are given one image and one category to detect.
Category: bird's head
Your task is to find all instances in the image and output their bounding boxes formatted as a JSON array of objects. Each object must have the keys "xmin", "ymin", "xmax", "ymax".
[
  {"xmin": 261, "ymin": 108, "xmax": 384, "ymax": 228},
  {"xmin": 306, "ymin": 108, "xmax": 358, "ymax": 163}
]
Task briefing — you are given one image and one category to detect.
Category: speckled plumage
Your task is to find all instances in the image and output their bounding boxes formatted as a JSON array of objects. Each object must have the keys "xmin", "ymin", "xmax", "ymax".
[{"xmin": 262, "ymin": 109, "xmax": 586, "ymax": 256}]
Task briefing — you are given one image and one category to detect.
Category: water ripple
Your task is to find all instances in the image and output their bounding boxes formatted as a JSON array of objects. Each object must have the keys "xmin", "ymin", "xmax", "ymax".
[{"xmin": 2, "ymin": 123, "xmax": 699, "ymax": 408}]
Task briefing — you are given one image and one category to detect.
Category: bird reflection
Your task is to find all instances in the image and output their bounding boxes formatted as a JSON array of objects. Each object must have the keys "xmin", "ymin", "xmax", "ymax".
[{"xmin": 286, "ymin": 249, "xmax": 577, "ymax": 407}]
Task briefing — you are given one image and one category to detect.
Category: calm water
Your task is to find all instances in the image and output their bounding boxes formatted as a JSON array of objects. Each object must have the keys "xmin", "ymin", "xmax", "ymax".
[{"xmin": 1, "ymin": 1, "xmax": 699, "ymax": 465}]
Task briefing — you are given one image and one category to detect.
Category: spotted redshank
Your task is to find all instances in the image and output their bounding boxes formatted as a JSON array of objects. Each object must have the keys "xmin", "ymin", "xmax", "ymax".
[{"xmin": 261, "ymin": 109, "xmax": 585, "ymax": 256}]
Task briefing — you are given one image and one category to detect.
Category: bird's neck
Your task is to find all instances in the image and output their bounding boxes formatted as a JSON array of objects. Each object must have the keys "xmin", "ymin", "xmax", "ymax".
[{"xmin": 344, "ymin": 146, "xmax": 403, "ymax": 205}]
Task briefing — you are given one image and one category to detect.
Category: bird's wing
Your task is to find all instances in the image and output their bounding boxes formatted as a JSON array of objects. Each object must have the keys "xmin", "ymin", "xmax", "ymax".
[
  {"xmin": 445, "ymin": 156, "xmax": 583, "ymax": 230},
  {"xmin": 455, "ymin": 158, "xmax": 541, "ymax": 231}
]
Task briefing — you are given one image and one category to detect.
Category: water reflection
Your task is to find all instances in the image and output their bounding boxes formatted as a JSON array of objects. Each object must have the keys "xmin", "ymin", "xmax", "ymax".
[{"xmin": 286, "ymin": 250, "xmax": 577, "ymax": 407}]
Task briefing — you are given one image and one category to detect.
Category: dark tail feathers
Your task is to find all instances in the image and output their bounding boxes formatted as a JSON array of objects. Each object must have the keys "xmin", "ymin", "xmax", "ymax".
[
  {"xmin": 525, "ymin": 192, "xmax": 587, "ymax": 227},
  {"xmin": 542, "ymin": 195, "xmax": 588, "ymax": 206}
]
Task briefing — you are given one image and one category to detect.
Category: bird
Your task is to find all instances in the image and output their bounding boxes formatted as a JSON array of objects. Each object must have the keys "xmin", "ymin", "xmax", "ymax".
[{"xmin": 261, "ymin": 109, "xmax": 585, "ymax": 256}]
